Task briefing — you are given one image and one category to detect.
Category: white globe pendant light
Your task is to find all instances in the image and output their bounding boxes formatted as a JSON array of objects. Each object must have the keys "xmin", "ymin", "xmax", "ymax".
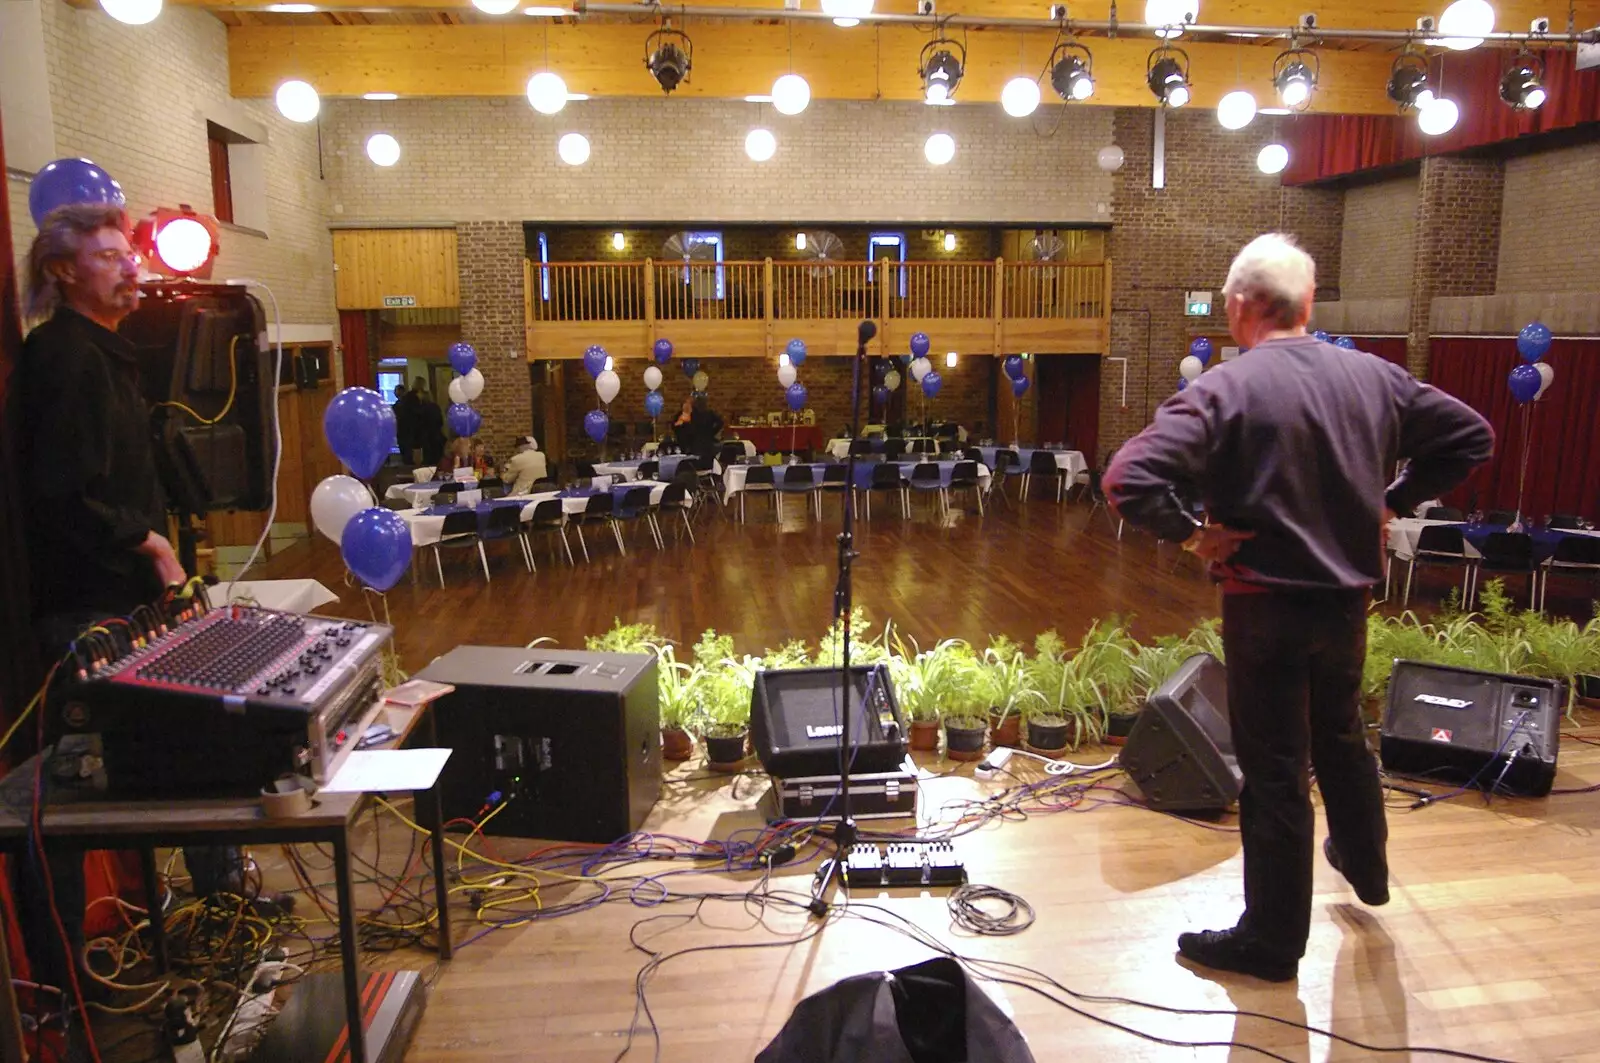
[
  {"xmin": 527, "ymin": 71, "xmax": 569, "ymax": 115},
  {"xmin": 472, "ymin": 0, "xmax": 518, "ymax": 12},
  {"xmin": 745, "ymin": 128, "xmax": 777, "ymax": 161},
  {"xmin": 772, "ymin": 73, "xmax": 811, "ymax": 116},
  {"xmin": 1216, "ymin": 90, "xmax": 1257, "ymax": 130},
  {"xmin": 1001, "ymin": 76, "xmax": 1042, "ymax": 117},
  {"xmin": 1438, "ymin": 0, "xmax": 1494, "ymax": 50},
  {"xmin": 365, "ymin": 133, "xmax": 401, "ymax": 166},
  {"xmin": 924, "ymin": 132, "xmax": 955, "ymax": 166},
  {"xmin": 1145, "ymin": 0, "xmax": 1195, "ymax": 39},
  {"xmin": 558, "ymin": 132, "xmax": 590, "ymax": 165},
  {"xmin": 99, "ymin": 0, "xmax": 162, "ymax": 24},
  {"xmin": 1256, "ymin": 143, "xmax": 1289, "ymax": 174},
  {"xmin": 1417, "ymin": 95, "xmax": 1460, "ymax": 135},
  {"xmin": 275, "ymin": 80, "xmax": 321, "ymax": 123}
]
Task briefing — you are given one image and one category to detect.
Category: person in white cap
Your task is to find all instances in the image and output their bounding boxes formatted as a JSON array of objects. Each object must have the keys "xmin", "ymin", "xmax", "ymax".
[{"xmin": 503, "ymin": 435, "xmax": 547, "ymax": 494}]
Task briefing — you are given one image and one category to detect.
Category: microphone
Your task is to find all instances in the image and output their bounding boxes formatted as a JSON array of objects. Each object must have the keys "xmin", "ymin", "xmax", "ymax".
[{"xmin": 856, "ymin": 320, "xmax": 877, "ymax": 350}]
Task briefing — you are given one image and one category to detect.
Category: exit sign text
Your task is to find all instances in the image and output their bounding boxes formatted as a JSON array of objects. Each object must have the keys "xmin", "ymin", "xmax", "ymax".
[{"xmin": 382, "ymin": 295, "xmax": 417, "ymax": 308}]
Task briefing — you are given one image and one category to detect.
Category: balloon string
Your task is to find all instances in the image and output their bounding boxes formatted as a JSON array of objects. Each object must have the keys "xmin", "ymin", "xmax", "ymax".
[{"xmin": 1515, "ymin": 400, "xmax": 1532, "ymax": 524}]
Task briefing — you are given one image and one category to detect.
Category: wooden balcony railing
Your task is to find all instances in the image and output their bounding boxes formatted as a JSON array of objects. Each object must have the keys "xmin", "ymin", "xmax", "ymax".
[{"xmin": 524, "ymin": 258, "xmax": 1110, "ymax": 359}]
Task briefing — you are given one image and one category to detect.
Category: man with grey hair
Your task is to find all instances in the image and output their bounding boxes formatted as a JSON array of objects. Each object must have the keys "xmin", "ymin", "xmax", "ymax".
[{"xmin": 1105, "ymin": 233, "xmax": 1492, "ymax": 982}]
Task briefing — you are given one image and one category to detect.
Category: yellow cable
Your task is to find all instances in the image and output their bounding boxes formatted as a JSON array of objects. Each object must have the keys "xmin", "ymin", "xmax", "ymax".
[{"xmin": 156, "ymin": 334, "xmax": 240, "ymax": 425}]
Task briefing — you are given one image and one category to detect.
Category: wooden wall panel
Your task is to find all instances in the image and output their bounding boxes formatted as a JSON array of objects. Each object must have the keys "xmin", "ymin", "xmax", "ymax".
[
  {"xmin": 378, "ymin": 322, "xmax": 461, "ymax": 363},
  {"xmin": 208, "ymin": 380, "xmax": 339, "ymax": 550},
  {"xmin": 333, "ymin": 228, "xmax": 460, "ymax": 311}
]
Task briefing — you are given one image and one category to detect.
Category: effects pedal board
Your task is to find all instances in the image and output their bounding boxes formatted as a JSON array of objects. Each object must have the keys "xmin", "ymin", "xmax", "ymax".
[{"xmin": 840, "ymin": 842, "xmax": 967, "ymax": 890}]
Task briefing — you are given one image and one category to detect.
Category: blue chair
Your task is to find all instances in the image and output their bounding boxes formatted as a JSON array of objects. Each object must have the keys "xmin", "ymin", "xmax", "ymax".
[
  {"xmin": 481, "ymin": 504, "xmax": 531, "ymax": 575},
  {"xmin": 815, "ymin": 463, "xmax": 850, "ymax": 515},
  {"xmin": 907, "ymin": 461, "xmax": 946, "ymax": 516},
  {"xmin": 571, "ymin": 492, "xmax": 616, "ymax": 563},
  {"xmin": 1402, "ymin": 524, "xmax": 1475, "ymax": 607},
  {"xmin": 478, "ymin": 477, "xmax": 507, "ymax": 500},
  {"xmin": 776, "ymin": 464, "xmax": 817, "ymax": 521},
  {"xmin": 949, "ymin": 460, "xmax": 983, "ymax": 516},
  {"xmin": 1472, "ymin": 531, "xmax": 1535, "ymax": 608},
  {"xmin": 610, "ymin": 486, "xmax": 656, "ymax": 554},
  {"xmin": 432, "ymin": 483, "xmax": 462, "ymax": 506},
  {"xmin": 857, "ymin": 463, "xmax": 907, "ymax": 520},
  {"xmin": 520, "ymin": 498, "xmax": 572, "ymax": 569},
  {"xmin": 1021, "ymin": 451, "xmax": 1067, "ymax": 502},
  {"xmin": 654, "ymin": 483, "xmax": 696, "ymax": 546},
  {"xmin": 430, "ymin": 509, "xmax": 485, "ymax": 586},
  {"xmin": 739, "ymin": 465, "xmax": 776, "ymax": 524},
  {"xmin": 1539, "ymin": 535, "xmax": 1600, "ymax": 612}
]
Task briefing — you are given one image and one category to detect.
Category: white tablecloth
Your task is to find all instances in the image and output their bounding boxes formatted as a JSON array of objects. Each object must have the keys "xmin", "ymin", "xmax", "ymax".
[
  {"xmin": 206, "ymin": 579, "xmax": 339, "ymax": 613},
  {"xmin": 387, "ymin": 483, "xmax": 482, "ymax": 508},
  {"xmin": 1387, "ymin": 516, "xmax": 1600, "ymax": 563},
  {"xmin": 592, "ymin": 463, "xmax": 643, "ymax": 482}
]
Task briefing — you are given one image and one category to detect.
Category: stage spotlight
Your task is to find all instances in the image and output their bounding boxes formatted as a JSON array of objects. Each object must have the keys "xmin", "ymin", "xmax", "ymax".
[
  {"xmin": 1049, "ymin": 43, "xmax": 1095, "ymax": 102},
  {"xmin": 925, "ymin": 133, "xmax": 955, "ymax": 166},
  {"xmin": 1272, "ymin": 48, "xmax": 1318, "ymax": 109},
  {"xmin": 1438, "ymin": 0, "xmax": 1493, "ymax": 50},
  {"xmin": 1146, "ymin": 46, "xmax": 1190, "ymax": 107},
  {"xmin": 1001, "ymin": 76, "xmax": 1041, "ymax": 117},
  {"xmin": 644, "ymin": 25, "xmax": 692, "ymax": 94},
  {"xmin": 133, "ymin": 206, "xmax": 220, "ymax": 278},
  {"xmin": 527, "ymin": 71, "xmax": 569, "ymax": 114},
  {"xmin": 745, "ymin": 128, "xmax": 777, "ymax": 161},
  {"xmin": 1386, "ymin": 51, "xmax": 1430, "ymax": 111},
  {"xmin": 920, "ymin": 38, "xmax": 965, "ymax": 104},
  {"xmin": 1500, "ymin": 50, "xmax": 1547, "ymax": 110}
]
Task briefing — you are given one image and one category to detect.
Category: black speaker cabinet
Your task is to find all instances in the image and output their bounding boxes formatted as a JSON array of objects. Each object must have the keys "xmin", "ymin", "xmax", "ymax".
[
  {"xmin": 750, "ymin": 665, "xmax": 907, "ymax": 779},
  {"xmin": 1119, "ymin": 654, "xmax": 1243, "ymax": 813},
  {"xmin": 415, "ymin": 646, "xmax": 659, "ymax": 843},
  {"xmin": 1381, "ymin": 660, "xmax": 1561, "ymax": 796}
]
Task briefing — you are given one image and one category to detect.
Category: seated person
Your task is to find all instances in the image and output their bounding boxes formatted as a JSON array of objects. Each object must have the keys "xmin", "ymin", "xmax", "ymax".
[
  {"xmin": 435, "ymin": 437, "xmax": 471, "ymax": 481},
  {"xmin": 470, "ymin": 440, "xmax": 496, "ymax": 478},
  {"xmin": 502, "ymin": 436, "xmax": 548, "ymax": 494}
]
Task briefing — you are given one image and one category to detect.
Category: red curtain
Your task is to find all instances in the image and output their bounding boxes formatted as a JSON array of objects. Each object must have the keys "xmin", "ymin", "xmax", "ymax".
[
  {"xmin": 339, "ymin": 309, "xmax": 371, "ymax": 389},
  {"xmin": 1428, "ymin": 337, "xmax": 1600, "ymax": 520},
  {"xmin": 1284, "ymin": 50, "xmax": 1600, "ymax": 184},
  {"xmin": 1350, "ymin": 337, "xmax": 1409, "ymax": 368}
]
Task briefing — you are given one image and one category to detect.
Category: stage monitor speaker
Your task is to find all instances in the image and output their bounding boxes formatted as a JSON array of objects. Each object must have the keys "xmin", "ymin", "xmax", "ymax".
[
  {"xmin": 415, "ymin": 646, "xmax": 659, "ymax": 843},
  {"xmin": 1119, "ymin": 653, "xmax": 1243, "ymax": 813},
  {"xmin": 750, "ymin": 664, "xmax": 907, "ymax": 779},
  {"xmin": 1381, "ymin": 660, "xmax": 1560, "ymax": 796}
]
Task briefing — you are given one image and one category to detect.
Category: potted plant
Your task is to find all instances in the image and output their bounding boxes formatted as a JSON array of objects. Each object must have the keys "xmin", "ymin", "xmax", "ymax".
[
  {"xmin": 978, "ymin": 636, "xmax": 1037, "ymax": 749},
  {"xmin": 1024, "ymin": 632, "xmax": 1105, "ymax": 756},
  {"xmin": 936, "ymin": 642, "xmax": 988, "ymax": 761},
  {"xmin": 1075, "ymin": 619, "xmax": 1139, "ymax": 743},
  {"xmin": 886, "ymin": 633, "xmax": 950, "ymax": 752},
  {"xmin": 690, "ymin": 630, "xmax": 754, "ymax": 771},
  {"xmin": 654, "ymin": 643, "xmax": 700, "ymax": 762}
]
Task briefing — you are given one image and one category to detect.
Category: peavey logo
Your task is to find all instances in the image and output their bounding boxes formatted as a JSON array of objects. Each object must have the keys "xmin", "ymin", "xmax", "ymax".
[
  {"xmin": 806, "ymin": 724, "xmax": 844, "ymax": 739},
  {"xmin": 1414, "ymin": 693, "xmax": 1473, "ymax": 709}
]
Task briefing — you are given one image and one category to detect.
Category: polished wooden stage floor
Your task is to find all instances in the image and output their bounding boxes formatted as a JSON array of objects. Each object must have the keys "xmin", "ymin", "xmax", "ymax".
[{"xmin": 246, "ymin": 493, "xmax": 1600, "ymax": 1063}]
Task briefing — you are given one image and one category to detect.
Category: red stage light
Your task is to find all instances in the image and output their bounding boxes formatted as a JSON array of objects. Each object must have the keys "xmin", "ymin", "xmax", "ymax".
[{"xmin": 133, "ymin": 205, "xmax": 220, "ymax": 279}]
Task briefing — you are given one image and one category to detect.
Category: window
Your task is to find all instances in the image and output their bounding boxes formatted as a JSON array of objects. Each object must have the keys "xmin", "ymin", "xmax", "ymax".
[
  {"xmin": 537, "ymin": 231, "xmax": 551, "ymax": 301},
  {"xmin": 868, "ymin": 233, "xmax": 907, "ymax": 297},
  {"xmin": 206, "ymin": 122, "xmax": 234, "ymax": 224},
  {"xmin": 377, "ymin": 371, "xmax": 404, "ymax": 403},
  {"xmin": 680, "ymin": 231, "xmax": 724, "ymax": 300}
]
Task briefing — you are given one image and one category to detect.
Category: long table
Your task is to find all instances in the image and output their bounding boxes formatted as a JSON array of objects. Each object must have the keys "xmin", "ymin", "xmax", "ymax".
[
  {"xmin": 722, "ymin": 460, "xmax": 990, "ymax": 501},
  {"xmin": 1387, "ymin": 517, "xmax": 1600, "ymax": 563},
  {"xmin": 729, "ymin": 425, "xmax": 824, "ymax": 453},
  {"xmin": 399, "ymin": 482, "xmax": 670, "ymax": 547},
  {"xmin": 977, "ymin": 447, "xmax": 1088, "ymax": 482}
]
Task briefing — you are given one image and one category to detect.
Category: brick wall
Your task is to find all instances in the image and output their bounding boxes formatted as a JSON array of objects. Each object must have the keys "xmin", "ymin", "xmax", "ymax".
[
  {"xmin": 457, "ymin": 222, "xmax": 532, "ymax": 443},
  {"xmin": 1406, "ymin": 155, "xmax": 1503, "ymax": 377},
  {"xmin": 5, "ymin": 0, "xmax": 333, "ymax": 326},
  {"xmin": 1101, "ymin": 109, "xmax": 1344, "ymax": 456},
  {"xmin": 321, "ymin": 98, "xmax": 1114, "ymax": 226},
  {"xmin": 1340, "ymin": 175, "xmax": 1418, "ymax": 300},
  {"xmin": 1497, "ymin": 142, "xmax": 1600, "ymax": 294}
]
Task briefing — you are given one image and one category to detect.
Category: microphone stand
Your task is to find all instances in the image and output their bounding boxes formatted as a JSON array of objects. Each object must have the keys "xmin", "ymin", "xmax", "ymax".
[{"xmin": 811, "ymin": 319, "xmax": 876, "ymax": 916}]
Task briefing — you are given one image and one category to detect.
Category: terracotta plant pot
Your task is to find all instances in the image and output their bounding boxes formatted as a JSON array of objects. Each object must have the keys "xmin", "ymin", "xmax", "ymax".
[
  {"xmin": 704, "ymin": 731, "xmax": 749, "ymax": 772},
  {"xmin": 909, "ymin": 719, "xmax": 940, "ymax": 751},
  {"xmin": 661, "ymin": 726, "xmax": 694, "ymax": 762},
  {"xmin": 1026, "ymin": 718, "xmax": 1070, "ymax": 756},
  {"xmin": 944, "ymin": 717, "xmax": 988, "ymax": 761},
  {"xmin": 988, "ymin": 710, "xmax": 1021, "ymax": 749}
]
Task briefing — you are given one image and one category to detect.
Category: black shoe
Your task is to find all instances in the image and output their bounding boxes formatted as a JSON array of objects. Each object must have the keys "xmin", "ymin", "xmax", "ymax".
[
  {"xmin": 1176, "ymin": 927, "xmax": 1298, "ymax": 982},
  {"xmin": 1324, "ymin": 838, "xmax": 1390, "ymax": 906}
]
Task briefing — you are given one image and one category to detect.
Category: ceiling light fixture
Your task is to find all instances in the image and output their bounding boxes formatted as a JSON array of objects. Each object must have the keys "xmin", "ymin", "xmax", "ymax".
[
  {"xmin": 267, "ymin": 3, "xmax": 316, "ymax": 11},
  {"xmin": 527, "ymin": 71, "xmax": 568, "ymax": 114},
  {"xmin": 362, "ymin": 92, "xmax": 399, "ymax": 101},
  {"xmin": 99, "ymin": 0, "xmax": 162, "ymax": 24},
  {"xmin": 795, "ymin": 232, "xmax": 807, "ymax": 251},
  {"xmin": 942, "ymin": 232, "xmax": 957, "ymax": 251},
  {"xmin": 472, "ymin": 0, "xmax": 519, "ymax": 14},
  {"xmin": 920, "ymin": 37, "xmax": 966, "ymax": 104},
  {"xmin": 1216, "ymin": 89, "xmax": 1257, "ymax": 129},
  {"xmin": 1144, "ymin": 0, "xmax": 1197, "ymax": 39},
  {"xmin": 1386, "ymin": 50, "xmax": 1430, "ymax": 112},
  {"xmin": 644, "ymin": 24, "xmax": 692, "ymax": 94},
  {"xmin": 1146, "ymin": 45, "xmax": 1190, "ymax": 107},
  {"xmin": 565, "ymin": 93, "xmax": 589, "ymax": 101},
  {"xmin": 1256, "ymin": 143, "xmax": 1289, "ymax": 174},
  {"xmin": 771, "ymin": 73, "xmax": 810, "ymax": 115},
  {"xmin": 945, "ymin": 351, "xmax": 958, "ymax": 367},
  {"xmin": 275, "ymin": 80, "xmax": 321, "ymax": 123},
  {"xmin": 522, "ymin": 5, "xmax": 570, "ymax": 13},
  {"xmin": 1499, "ymin": 49, "xmax": 1547, "ymax": 110},
  {"xmin": 1438, "ymin": 0, "xmax": 1494, "ymax": 50},
  {"xmin": 1001, "ymin": 76, "xmax": 1041, "ymax": 116},
  {"xmin": 1258, "ymin": 106, "xmax": 1291, "ymax": 115},
  {"xmin": 365, "ymin": 133, "xmax": 400, "ymax": 166},
  {"xmin": 822, "ymin": 0, "xmax": 872, "ymax": 27},
  {"xmin": 1417, "ymin": 94, "xmax": 1460, "ymax": 135},
  {"xmin": 558, "ymin": 131, "xmax": 590, "ymax": 164},
  {"xmin": 1049, "ymin": 42, "xmax": 1096, "ymax": 102},
  {"xmin": 925, "ymin": 132, "xmax": 955, "ymax": 166},
  {"xmin": 1272, "ymin": 47, "xmax": 1319, "ymax": 109},
  {"xmin": 612, "ymin": 232, "xmax": 626, "ymax": 250},
  {"xmin": 745, "ymin": 127, "xmax": 776, "ymax": 161}
]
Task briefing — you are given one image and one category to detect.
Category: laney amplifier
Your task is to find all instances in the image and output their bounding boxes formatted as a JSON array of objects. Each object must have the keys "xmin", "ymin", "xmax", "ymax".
[
  {"xmin": 750, "ymin": 664, "xmax": 907, "ymax": 779},
  {"xmin": 1381, "ymin": 660, "xmax": 1561, "ymax": 796},
  {"xmin": 760, "ymin": 764, "xmax": 919, "ymax": 823}
]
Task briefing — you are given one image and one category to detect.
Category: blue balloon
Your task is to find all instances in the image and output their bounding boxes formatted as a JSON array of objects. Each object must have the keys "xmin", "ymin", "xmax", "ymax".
[
  {"xmin": 340, "ymin": 508, "xmax": 413, "ymax": 592},
  {"xmin": 28, "ymin": 158, "xmax": 126, "ymax": 227},
  {"xmin": 1311, "ymin": 330, "xmax": 1331, "ymax": 343},
  {"xmin": 1011, "ymin": 375, "xmax": 1030, "ymax": 398},
  {"xmin": 447, "ymin": 342, "xmax": 477, "ymax": 375},
  {"xmin": 1189, "ymin": 337, "xmax": 1214, "ymax": 365},
  {"xmin": 681, "ymin": 357, "xmax": 700, "ymax": 378},
  {"xmin": 323, "ymin": 387, "xmax": 396, "ymax": 480},
  {"xmin": 786, "ymin": 382, "xmax": 808, "ymax": 412},
  {"xmin": 653, "ymin": 338, "xmax": 674, "ymax": 364},
  {"xmin": 645, "ymin": 390, "xmax": 665, "ymax": 417},
  {"xmin": 920, "ymin": 370, "xmax": 942, "ymax": 398},
  {"xmin": 1178, "ymin": 378, "xmax": 1189, "ymax": 392},
  {"xmin": 584, "ymin": 409, "xmax": 609, "ymax": 443},
  {"xmin": 1003, "ymin": 354, "xmax": 1027, "ymax": 381},
  {"xmin": 1517, "ymin": 322, "xmax": 1553, "ymax": 363},
  {"xmin": 785, "ymin": 339, "xmax": 807, "ymax": 367},
  {"xmin": 909, "ymin": 332, "xmax": 931, "ymax": 358},
  {"xmin": 1508, "ymin": 363, "xmax": 1542, "ymax": 403},
  {"xmin": 873, "ymin": 362, "xmax": 889, "ymax": 384},
  {"xmin": 582, "ymin": 345, "xmax": 608, "ymax": 379},
  {"xmin": 447, "ymin": 402, "xmax": 481, "ymax": 438},
  {"xmin": 872, "ymin": 384, "xmax": 890, "ymax": 406},
  {"xmin": 900, "ymin": 354, "xmax": 913, "ymax": 367},
  {"xmin": 1334, "ymin": 336, "xmax": 1358, "ymax": 349}
]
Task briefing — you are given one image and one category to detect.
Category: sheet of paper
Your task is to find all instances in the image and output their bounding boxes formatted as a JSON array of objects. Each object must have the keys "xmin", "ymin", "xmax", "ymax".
[{"xmin": 320, "ymin": 748, "xmax": 452, "ymax": 794}]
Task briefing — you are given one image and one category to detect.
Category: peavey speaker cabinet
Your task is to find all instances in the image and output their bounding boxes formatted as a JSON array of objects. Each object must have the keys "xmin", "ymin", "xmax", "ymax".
[{"xmin": 1381, "ymin": 660, "xmax": 1561, "ymax": 796}]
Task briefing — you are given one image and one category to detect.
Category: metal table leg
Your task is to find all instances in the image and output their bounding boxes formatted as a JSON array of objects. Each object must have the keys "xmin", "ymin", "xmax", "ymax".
[
  {"xmin": 331, "ymin": 832, "xmax": 367, "ymax": 1063},
  {"xmin": 139, "ymin": 848, "xmax": 169, "ymax": 973}
]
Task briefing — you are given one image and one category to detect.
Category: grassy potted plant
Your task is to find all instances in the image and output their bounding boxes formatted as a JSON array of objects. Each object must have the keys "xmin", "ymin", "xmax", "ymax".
[
  {"xmin": 886, "ymin": 633, "xmax": 949, "ymax": 751},
  {"xmin": 1075, "ymin": 620, "xmax": 1139, "ymax": 743},
  {"xmin": 934, "ymin": 642, "xmax": 988, "ymax": 761},
  {"xmin": 978, "ymin": 636, "xmax": 1036, "ymax": 748},
  {"xmin": 690, "ymin": 630, "xmax": 754, "ymax": 771},
  {"xmin": 1024, "ymin": 632, "xmax": 1105, "ymax": 756},
  {"xmin": 654, "ymin": 644, "xmax": 701, "ymax": 761}
]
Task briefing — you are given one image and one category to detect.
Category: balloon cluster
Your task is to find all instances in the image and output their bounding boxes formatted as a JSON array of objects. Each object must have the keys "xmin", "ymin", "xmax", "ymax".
[
  {"xmin": 908, "ymin": 332, "xmax": 942, "ymax": 398},
  {"xmin": 1178, "ymin": 337, "xmax": 1213, "ymax": 391},
  {"xmin": 781, "ymin": 339, "xmax": 809, "ymax": 412},
  {"xmin": 1003, "ymin": 354, "xmax": 1031, "ymax": 398},
  {"xmin": 444, "ymin": 343, "xmax": 484, "ymax": 439},
  {"xmin": 583, "ymin": 344, "xmax": 620, "ymax": 443},
  {"xmin": 315, "ymin": 389, "xmax": 412, "ymax": 592},
  {"xmin": 644, "ymin": 339, "xmax": 672, "ymax": 420},
  {"xmin": 871, "ymin": 356, "xmax": 904, "ymax": 410},
  {"xmin": 1508, "ymin": 322, "xmax": 1554, "ymax": 404},
  {"xmin": 29, "ymin": 157, "xmax": 126, "ymax": 227}
]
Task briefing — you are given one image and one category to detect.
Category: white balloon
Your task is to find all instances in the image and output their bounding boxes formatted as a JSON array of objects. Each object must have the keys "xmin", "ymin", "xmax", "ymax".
[
  {"xmin": 447, "ymin": 378, "xmax": 468, "ymax": 405},
  {"xmin": 910, "ymin": 357, "xmax": 932, "ymax": 382},
  {"xmin": 595, "ymin": 369, "xmax": 621, "ymax": 405},
  {"xmin": 1179, "ymin": 355, "xmax": 1204, "ymax": 382},
  {"xmin": 643, "ymin": 365, "xmax": 663, "ymax": 391},
  {"xmin": 311, "ymin": 474, "xmax": 373, "ymax": 544},
  {"xmin": 692, "ymin": 370, "xmax": 710, "ymax": 392},
  {"xmin": 460, "ymin": 367, "xmax": 485, "ymax": 401},
  {"xmin": 1535, "ymin": 361, "xmax": 1556, "ymax": 398},
  {"xmin": 778, "ymin": 364, "xmax": 798, "ymax": 389},
  {"xmin": 884, "ymin": 369, "xmax": 901, "ymax": 391}
]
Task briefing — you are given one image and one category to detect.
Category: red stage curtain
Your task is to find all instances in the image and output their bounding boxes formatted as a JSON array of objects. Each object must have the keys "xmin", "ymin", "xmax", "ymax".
[
  {"xmin": 1350, "ymin": 337, "xmax": 1409, "ymax": 368},
  {"xmin": 1429, "ymin": 337, "xmax": 1600, "ymax": 521},
  {"xmin": 1284, "ymin": 51, "xmax": 1600, "ymax": 184},
  {"xmin": 339, "ymin": 309, "xmax": 371, "ymax": 389}
]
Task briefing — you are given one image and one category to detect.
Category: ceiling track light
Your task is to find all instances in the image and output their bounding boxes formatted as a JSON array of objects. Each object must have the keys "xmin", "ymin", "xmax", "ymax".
[
  {"xmin": 1386, "ymin": 49, "xmax": 1430, "ymax": 112},
  {"xmin": 1272, "ymin": 46, "xmax": 1319, "ymax": 110},
  {"xmin": 1048, "ymin": 41, "xmax": 1095, "ymax": 102},
  {"xmin": 1499, "ymin": 48, "xmax": 1547, "ymax": 110},
  {"xmin": 919, "ymin": 34, "xmax": 966, "ymax": 105},
  {"xmin": 1146, "ymin": 44, "xmax": 1190, "ymax": 107},
  {"xmin": 644, "ymin": 23, "xmax": 692, "ymax": 94}
]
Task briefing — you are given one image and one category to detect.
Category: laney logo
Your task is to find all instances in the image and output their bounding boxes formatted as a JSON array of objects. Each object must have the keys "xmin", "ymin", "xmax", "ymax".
[
  {"xmin": 806, "ymin": 724, "xmax": 844, "ymax": 739},
  {"xmin": 1414, "ymin": 693, "xmax": 1472, "ymax": 709}
]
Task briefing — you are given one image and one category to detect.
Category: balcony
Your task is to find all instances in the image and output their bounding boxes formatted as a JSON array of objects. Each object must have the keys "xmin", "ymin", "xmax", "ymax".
[{"xmin": 523, "ymin": 258, "xmax": 1111, "ymax": 359}]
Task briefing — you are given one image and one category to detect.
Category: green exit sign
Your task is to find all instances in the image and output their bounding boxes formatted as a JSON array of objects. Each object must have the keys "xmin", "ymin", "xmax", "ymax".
[
  {"xmin": 382, "ymin": 295, "xmax": 417, "ymax": 308},
  {"xmin": 1186, "ymin": 300, "xmax": 1211, "ymax": 316}
]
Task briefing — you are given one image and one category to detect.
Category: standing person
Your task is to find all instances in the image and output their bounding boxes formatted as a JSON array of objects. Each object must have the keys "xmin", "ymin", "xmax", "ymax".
[
  {"xmin": 415, "ymin": 385, "xmax": 445, "ymax": 465},
  {"xmin": 392, "ymin": 381, "xmax": 420, "ymax": 464},
  {"xmin": 673, "ymin": 395, "xmax": 723, "ymax": 467},
  {"xmin": 1104, "ymin": 233, "xmax": 1493, "ymax": 982}
]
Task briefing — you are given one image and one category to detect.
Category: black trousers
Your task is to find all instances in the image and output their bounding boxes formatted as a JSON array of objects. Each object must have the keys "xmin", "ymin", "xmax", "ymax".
[{"xmin": 1220, "ymin": 588, "xmax": 1389, "ymax": 959}]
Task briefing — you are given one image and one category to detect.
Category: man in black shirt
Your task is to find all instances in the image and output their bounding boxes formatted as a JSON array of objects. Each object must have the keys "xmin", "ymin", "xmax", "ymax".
[{"xmin": 1106, "ymin": 233, "xmax": 1492, "ymax": 982}]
